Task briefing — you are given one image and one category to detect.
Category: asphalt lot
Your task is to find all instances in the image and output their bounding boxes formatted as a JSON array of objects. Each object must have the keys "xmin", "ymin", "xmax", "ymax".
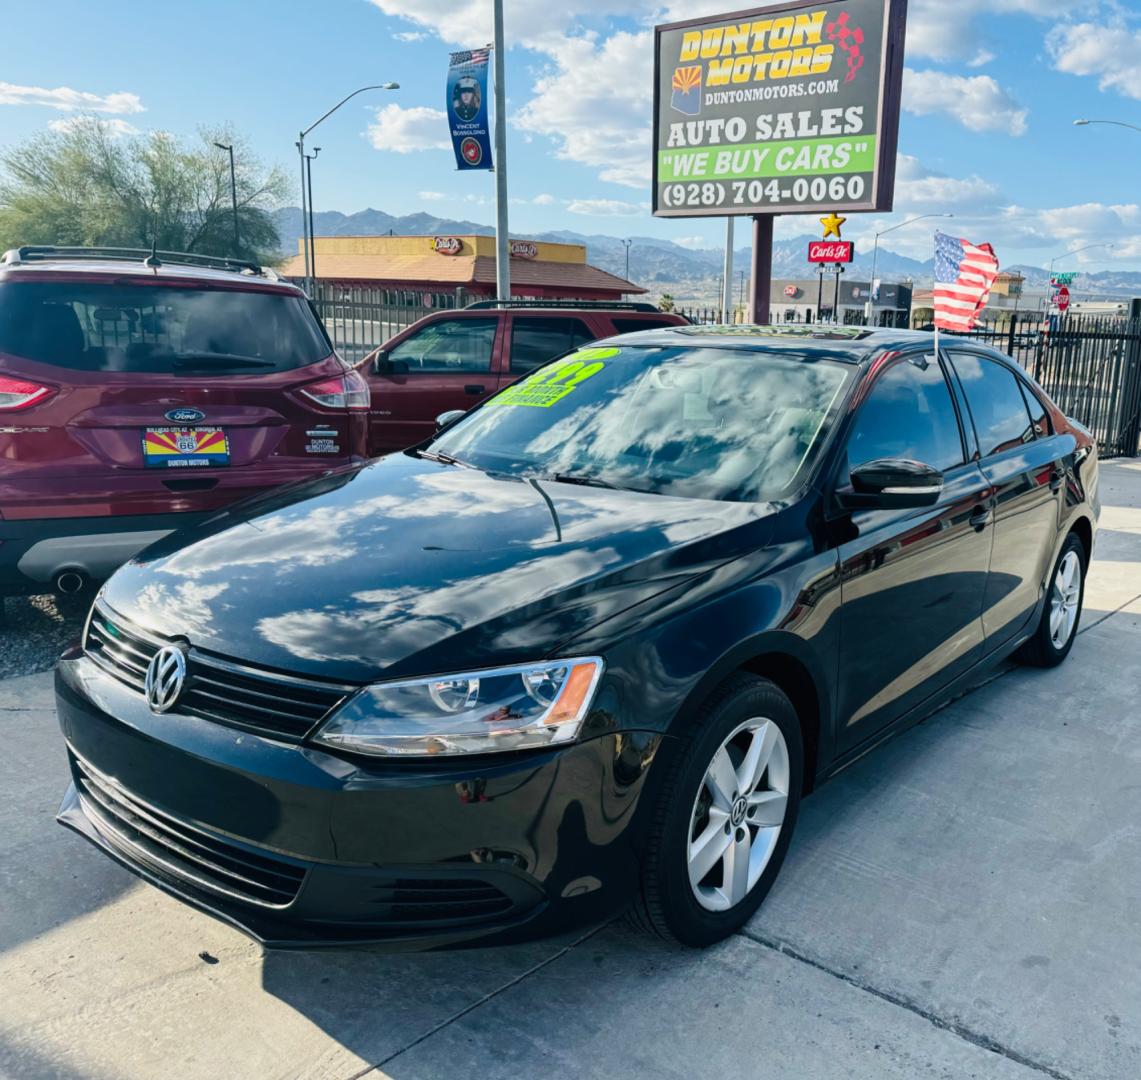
[{"xmin": 1, "ymin": 459, "xmax": 1139, "ymax": 1080}]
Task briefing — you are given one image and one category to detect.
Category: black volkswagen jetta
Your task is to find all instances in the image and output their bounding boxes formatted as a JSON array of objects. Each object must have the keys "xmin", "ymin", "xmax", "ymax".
[{"xmin": 55, "ymin": 326, "xmax": 1099, "ymax": 949}]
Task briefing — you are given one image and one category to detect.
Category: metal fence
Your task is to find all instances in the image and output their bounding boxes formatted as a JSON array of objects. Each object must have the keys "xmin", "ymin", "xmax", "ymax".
[
  {"xmin": 310, "ymin": 283, "xmax": 474, "ymax": 364},
  {"xmin": 949, "ymin": 313, "xmax": 1141, "ymax": 459}
]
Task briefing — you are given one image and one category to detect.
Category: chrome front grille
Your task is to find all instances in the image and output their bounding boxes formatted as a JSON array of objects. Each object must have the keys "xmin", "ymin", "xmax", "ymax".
[
  {"xmin": 84, "ymin": 602, "xmax": 356, "ymax": 742},
  {"xmin": 73, "ymin": 753, "xmax": 307, "ymax": 908}
]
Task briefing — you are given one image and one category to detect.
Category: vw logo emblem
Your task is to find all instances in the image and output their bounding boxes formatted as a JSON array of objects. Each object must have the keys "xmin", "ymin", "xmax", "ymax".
[
  {"xmin": 165, "ymin": 407, "xmax": 205, "ymax": 424},
  {"xmin": 144, "ymin": 645, "xmax": 187, "ymax": 713}
]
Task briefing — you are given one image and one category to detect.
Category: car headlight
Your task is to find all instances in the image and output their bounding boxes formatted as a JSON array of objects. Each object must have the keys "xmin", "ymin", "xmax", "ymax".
[{"xmin": 312, "ymin": 657, "xmax": 604, "ymax": 757}]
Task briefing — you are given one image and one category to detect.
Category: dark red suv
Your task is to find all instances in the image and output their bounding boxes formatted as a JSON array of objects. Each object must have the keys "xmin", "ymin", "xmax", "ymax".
[
  {"xmin": 357, "ymin": 301, "xmax": 688, "ymax": 455},
  {"xmin": 0, "ymin": 246, "xmax": 368, "ymax": 599}
]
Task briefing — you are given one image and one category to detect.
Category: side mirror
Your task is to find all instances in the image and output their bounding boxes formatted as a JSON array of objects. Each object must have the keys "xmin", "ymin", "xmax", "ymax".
[
  {"xmin": 435, "ymin": 409, "xmax": 466, "ymax": 432},
  {"xmin": 837, "ymin": 458, "xmax": 943, "ymax": 511},
  {"xmin": 373, "ymin": 351, "xmax": 409, "ymax": 375}
]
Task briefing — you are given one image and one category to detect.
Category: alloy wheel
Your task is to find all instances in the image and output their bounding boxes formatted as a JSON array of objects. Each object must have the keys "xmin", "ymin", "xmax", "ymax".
[
  {"xmin": 687, "ymin": 717, "xmax": 790, "ymax": 912},
  {"xmin": 1050, "ymin": 550, "xmax": 1082, "ymax": 650}
]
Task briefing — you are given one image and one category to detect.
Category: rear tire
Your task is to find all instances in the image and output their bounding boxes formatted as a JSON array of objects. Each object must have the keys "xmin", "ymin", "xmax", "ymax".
[
  {"xmin": 628, "ymin": 673, "xmax": 803, "ymax": 947},
  {"xmin": 1017, "ymin": 532, "xmax": 1086, "ymax": 668}
]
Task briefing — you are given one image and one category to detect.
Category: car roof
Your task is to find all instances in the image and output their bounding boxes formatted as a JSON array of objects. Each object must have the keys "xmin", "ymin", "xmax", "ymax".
[
  {"xmin": 0, "ymin": 257, "xmax": 299, "ymax": 293},
  {"xmin": 593, "ymin": 324, "xmax": 945, "ymax": 363}
]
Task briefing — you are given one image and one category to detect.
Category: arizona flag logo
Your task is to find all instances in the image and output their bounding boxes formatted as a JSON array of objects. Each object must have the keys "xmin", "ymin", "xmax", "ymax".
[{"xmin": 671, "ymin": 66, "xmax": 702, "ymax": 116}]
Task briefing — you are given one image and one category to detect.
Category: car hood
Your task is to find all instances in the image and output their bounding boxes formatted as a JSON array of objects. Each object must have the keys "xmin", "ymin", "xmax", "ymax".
[{"xmin": 103, "ymin": 453, "xmax": 775, "ymax": 684}]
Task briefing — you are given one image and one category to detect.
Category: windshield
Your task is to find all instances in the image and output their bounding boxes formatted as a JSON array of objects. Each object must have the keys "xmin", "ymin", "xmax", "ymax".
[
  {"xmin": 429, "ymin": 345, "xmax": 852, "ymax": 502},
  {"xmin": 0, "ymin": 280, "xmax": 332, "ymax": 374}
]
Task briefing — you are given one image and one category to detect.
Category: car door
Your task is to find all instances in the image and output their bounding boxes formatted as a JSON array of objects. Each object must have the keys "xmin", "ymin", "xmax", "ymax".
[
  {"xmin": 501, "ymin": 315, "xmax": 599, "ymax": 389},
  {"xmin": 366, "ymin": 316, "xmax": 500, "ymax": 454},
  {"xmin": 833, "ymin": 350, "xmax": 995, "ymax": 753},
  {"xmin": 945, "ymin": 349, "xmax": 1066, "ymax": 646}
]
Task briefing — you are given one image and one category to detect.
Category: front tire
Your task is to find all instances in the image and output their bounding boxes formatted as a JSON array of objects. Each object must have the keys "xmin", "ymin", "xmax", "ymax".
[
  {"xmin": 1017, "ymin": 532, "xmax": 1086, "ymax": 668},
  {"xmin": 629, "ymin": 673, "xmax": 803, "ymax": 947}
]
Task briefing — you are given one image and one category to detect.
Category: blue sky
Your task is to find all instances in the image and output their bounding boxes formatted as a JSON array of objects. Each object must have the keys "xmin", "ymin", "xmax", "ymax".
[{"xmin": 2, "ymin": 0, "xmax": 1141, "ymax": 269}]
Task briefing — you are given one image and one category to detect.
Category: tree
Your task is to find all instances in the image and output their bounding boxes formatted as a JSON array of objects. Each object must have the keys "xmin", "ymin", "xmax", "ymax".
[
  {"xmin": 659, "ymin": 292, "xmax": 675, "ymax": 313},
  {"xmin": 0, "ymin": 119, "xmax": 287, "ymax": 261}
]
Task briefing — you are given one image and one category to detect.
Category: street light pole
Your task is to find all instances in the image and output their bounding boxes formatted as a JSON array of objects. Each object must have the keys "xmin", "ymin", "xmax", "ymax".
[
  {"xmin": 1074, "ymin": 118, "xmax": 1141, "ymax": 136},
  {"xmin": 492, "ymin": 0, "xmax": 510, "ymax": 301},
  {"xmin": 213, "ymin": 142, "xmax": 239, "ymax": 254},
  {"xmin": 867, "ymin": 212, "xmax": 953, "ymax": 325},
  {"xmin": 298, "ymin": 82, "xmax": 399, "ymax": 293},
  {"xmin": 621, "ymin": 239, "xmax": 633, "ymax": 281},
  {"xmin": 305, "ymin": 148, "xmax": 321, "ymax": 290}
]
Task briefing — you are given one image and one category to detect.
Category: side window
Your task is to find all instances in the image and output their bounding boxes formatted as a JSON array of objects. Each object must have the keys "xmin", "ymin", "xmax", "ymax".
[
  {"xmin": 845, "ymin": 356, "xmax": 964, "ymax": 477},
  {"xmin": 1019, "ymin": 381, "xmax": 1050, "ymax": 437},
  {"xmin": 509, "ymin": 317, "xmax": 595, "ymax": 373},
  {"xmin": 610, "ymin": 318, "xmax": 680, "ymax": 335},
  {"xmin": 387, "ymin": 318, "xmax": 496, "ymax": 372},
  {"xmin": 950, "ymin": 352, "xmax": 1036, "ymax": 457}
]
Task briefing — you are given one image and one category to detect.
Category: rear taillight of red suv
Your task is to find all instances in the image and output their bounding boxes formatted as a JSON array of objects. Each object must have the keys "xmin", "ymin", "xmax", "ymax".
[
  {"xmin": 0, "ymin": 376, "xmax": 56, "ymax": 410},
  {"xmin": 299, "ymin": 370, "xmax": 370, "ymax": 411}
]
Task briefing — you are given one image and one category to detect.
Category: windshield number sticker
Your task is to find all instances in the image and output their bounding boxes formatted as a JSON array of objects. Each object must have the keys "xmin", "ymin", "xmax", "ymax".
[{"xmin": 490, "ymin": 349, "xmax": 616, "ymax": 409}]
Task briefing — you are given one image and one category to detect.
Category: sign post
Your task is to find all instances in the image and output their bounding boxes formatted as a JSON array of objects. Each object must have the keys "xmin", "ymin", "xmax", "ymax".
[{"xmin": 653, "ymin": 0, "xmax": 906, "ymax": 322}]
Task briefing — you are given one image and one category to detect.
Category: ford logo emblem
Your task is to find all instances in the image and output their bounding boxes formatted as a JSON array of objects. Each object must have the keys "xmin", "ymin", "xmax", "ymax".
[{"xmin": 165, "ymin": 408, "xmax": 205, "ymax": 424}]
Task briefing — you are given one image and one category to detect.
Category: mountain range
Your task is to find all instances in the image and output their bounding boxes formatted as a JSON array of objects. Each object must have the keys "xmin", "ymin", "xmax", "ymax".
[{"xmin": 272, "ymin": 207, "xmax": 1141, "ymax": 301}]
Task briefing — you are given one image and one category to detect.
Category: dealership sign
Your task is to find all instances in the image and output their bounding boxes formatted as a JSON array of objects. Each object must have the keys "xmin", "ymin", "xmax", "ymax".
[
  {"xmin": 652, "ymin": 0, "xmax": 906, "ymax": 218},
  {"xmin": 808, "ymin": 240, "xmax": 854, "ymax": 263}
]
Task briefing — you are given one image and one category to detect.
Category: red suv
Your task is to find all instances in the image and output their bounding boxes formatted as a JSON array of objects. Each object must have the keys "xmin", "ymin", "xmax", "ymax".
[
  {"xmin": 0, "ymin": 246, "xmax": 368, "ymax": 599},
  {"xmin": 357, "ymin": 301, "xmax": 688, "ymax": 455}
]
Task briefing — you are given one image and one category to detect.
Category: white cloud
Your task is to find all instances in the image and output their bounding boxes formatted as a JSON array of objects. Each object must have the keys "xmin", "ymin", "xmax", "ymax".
[
  {"xmin": 566, "ymin": 198, "xmax": 645, "ymax": 216},
  {"xmin": 517, "ymin": 31, "xmax": 654, "ymax": 189},
  {"xmin": 393, "ymin": 30, "xmax": 426, "ymax": 41},
  {"xmin": 1047, "ymin": 20, "xmax": 1141, "ymax": 100},
  {"xmin": 0, "ymin": 81, "xmax": 143, "ymax": 114},
  {"xmin": 366, "ymin": 103, "xmax": 450, "ymax": 153},
  {"xmin": 903, "ymin": 69, "xmax": 1028, "ymax": 135},
  {"xmin": 47, "ymin": 115, "xmax": 140, "ymax": 138},
  {"xmin": 532, "ymin": 193, "xmax": 555, "ymax": 205},
  {"xmin": 894, "ymin": 155, "xmax": 1002, "ymax": 207},
  {"xmin": 968, "ymin": 49, "xmax": 996, "ymax": 68},
  {"xmin": 906, "ymin": 0, "xmax": 1057, "ymax": 62},
  {"xmin": 673, "ymin": 236, "xmax": 711, "ymax": 250},
  {"xmin": 418, "ymin": 190, "xmax": 447, "ymax": 201}
]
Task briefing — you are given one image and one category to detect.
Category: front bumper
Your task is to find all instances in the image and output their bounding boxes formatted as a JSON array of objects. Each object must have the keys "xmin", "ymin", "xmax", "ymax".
[{"xmin": 55, "ymin": 652, "xmax": 662, "ymax": 949}]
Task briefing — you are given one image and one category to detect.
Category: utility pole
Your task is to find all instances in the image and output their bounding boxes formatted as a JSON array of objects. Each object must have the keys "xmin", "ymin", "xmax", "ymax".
[
  {"xmin": 214, "ymin": 142, "xmax": 239, "ymax": 254},
  {"xmin": 492, "ymin": 0, "xmax": 510, "ymax": 301}
]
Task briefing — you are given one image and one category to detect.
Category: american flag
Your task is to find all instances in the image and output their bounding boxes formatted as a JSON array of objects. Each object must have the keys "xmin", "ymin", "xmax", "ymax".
[{"xmin": 933, "ymin": 232, "xmax": 1000, "ymax": 332}]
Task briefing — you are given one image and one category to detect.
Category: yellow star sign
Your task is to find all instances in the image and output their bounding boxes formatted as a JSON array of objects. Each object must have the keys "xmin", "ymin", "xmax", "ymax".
[{"xmin": 820, "ymin": 213, "xmax": 847, "ymax": 240}]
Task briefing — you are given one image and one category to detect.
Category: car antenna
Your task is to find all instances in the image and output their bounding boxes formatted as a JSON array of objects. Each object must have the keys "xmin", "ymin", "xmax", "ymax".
[{"xmin": 143, "ymin": 236, "xmax": 162, "ymax": 274}]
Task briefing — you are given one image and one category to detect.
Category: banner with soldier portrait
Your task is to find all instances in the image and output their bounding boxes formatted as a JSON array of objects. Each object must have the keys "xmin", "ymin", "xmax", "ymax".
[{"xmin": 447, "ymin": 48, "xmax": 493, "ymax": 171}]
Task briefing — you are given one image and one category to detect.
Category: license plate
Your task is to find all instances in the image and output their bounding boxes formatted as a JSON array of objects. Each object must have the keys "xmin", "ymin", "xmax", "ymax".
[{"xmin": 143, "ymin": 427, "xmax": 230, "ymax": 469}]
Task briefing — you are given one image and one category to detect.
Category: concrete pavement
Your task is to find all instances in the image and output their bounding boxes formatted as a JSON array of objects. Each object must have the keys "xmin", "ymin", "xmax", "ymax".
[{"xmin": 1, "ymin": 460, "xmax": 1139, "ymax": 1080}]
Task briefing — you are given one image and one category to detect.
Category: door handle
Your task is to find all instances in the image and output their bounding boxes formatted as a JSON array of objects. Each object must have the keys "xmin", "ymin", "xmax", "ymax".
[
  {"xmin": 464, "ymin": 384, "xmax": 486, "ymax": 396},
  {"xmin": 969, "ymin": 505, "xmax": 992, "ymax": 532},
  {"xmin": 1049, "ymin": 467, "xmax": 1066, "ymax": 492}
]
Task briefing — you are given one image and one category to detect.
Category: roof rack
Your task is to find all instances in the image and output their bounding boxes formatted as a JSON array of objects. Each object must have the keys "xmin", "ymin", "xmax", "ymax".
[
  {"xmin": 0, "ymin": 246, "xmax": 280, "ymax": 281},
  {"xmin": 465, "ymin": 299, "xmax": 659, "ymax": 313}
]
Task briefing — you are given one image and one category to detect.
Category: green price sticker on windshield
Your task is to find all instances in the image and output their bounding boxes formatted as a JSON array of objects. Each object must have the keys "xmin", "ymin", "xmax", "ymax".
[{"xmin": 490, "ymin": 349, "xmax": 617, "ymax": 408}]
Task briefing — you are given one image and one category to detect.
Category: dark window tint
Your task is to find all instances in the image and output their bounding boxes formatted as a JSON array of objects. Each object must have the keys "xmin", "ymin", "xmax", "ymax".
[
  {"xmin": 610, "ymin": 318, "xmax": 681, "ymax": 335},
  {"xmin": 0, "ymin": 281, "xmax": 330, "ymax": 374},
  {"xmin": 950, "ymin": 353, "xmax": 1036, "ymax": 457},
  {"xmin": 388, "ymin": 318, "xmax": 496, "ymax": 373},
  {"xmin": 509, "ymin": 317, "xmax": 595, "ymax": 373},
  {"xmin": 846, "ymin": 355, "xmax": 964, "ymax": 476}
]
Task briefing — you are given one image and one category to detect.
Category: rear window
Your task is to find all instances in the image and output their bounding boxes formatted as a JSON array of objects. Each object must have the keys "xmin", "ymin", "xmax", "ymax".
[{"xmin": 0, "ymin": 280, "xmax": 332, "ymax": 374}]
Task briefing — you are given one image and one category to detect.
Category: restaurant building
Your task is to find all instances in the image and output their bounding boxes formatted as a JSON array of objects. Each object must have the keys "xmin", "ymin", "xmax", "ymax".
[{"xmin": 280, "ymin": 234, "xmax": 643, "ymax": 306}]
